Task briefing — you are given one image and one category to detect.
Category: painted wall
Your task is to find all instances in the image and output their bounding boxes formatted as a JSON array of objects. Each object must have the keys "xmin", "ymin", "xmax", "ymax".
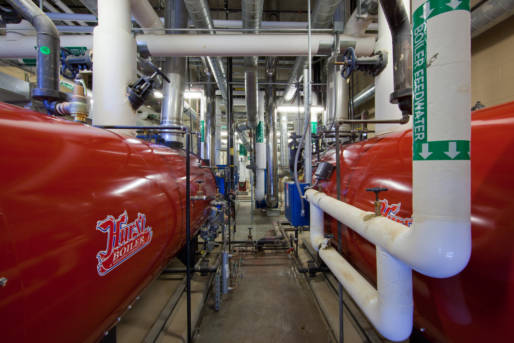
[{"xmin": 471, "ymin": 15, "xmax": 514, "ymax": 108}]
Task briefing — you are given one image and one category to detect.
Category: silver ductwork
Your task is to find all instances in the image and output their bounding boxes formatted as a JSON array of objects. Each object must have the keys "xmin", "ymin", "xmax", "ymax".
[
  {"xmin": 282, "ymin": 0, "xmax": 343, "ymax": 103},
  {"xmin": 472, "ymin": 0, "xmax": 514, "ymax": 38},
  {"xmin": 183, "ymin": 0, "xmax": 228, "ymax": 102},
  {"xmin": 161, "ymin": 0, "xmax": 187, "ymax": 145},
  {"xmin": 242, "ymin": 0, "xmax": 264, "ymax": 130}
]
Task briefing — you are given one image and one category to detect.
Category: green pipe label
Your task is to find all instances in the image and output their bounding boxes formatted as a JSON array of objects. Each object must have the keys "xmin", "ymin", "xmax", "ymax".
[
  {"xmin": 256, "ymin": 121, "xmax": 264, "ymax": 143},
  {"xmin": 200, "ymin": 120, "xmax": 205, "ymax": 142},
  {"xmin": 311, "ymin": 122, "xmax": 318, "ymax": 134},
  {"xmin": 40, "ymin": 46, "xmax": 51, "ymax": 55},
  {"xmin": 412, "ymin": 0, "xmax": 470, "ymax": 161}
]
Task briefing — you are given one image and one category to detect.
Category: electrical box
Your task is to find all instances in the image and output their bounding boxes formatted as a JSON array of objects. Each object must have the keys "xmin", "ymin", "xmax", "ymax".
[{"xmin": 285, "ymin": 181, "xmax": 310, "ymax": 227}]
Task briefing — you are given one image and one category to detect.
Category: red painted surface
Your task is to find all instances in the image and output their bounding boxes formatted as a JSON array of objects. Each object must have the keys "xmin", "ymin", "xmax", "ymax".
[
  {"xmin": 0, "ymin": 103, "xmax": 216, "ymax": 343},
  {"xmin": 317, "ymin": 101, "xmax": 514, "ymax": 343}
]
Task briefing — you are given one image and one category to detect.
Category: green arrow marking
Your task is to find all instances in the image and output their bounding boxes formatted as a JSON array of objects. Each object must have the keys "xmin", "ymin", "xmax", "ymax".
[
  {"xmin": 412, "ymin": 0, "xmax": 470, "ymax": 161},
  {"xmin": 256, "ymin": 121, "xmax": 264, "ymax": 143},
  {"xmin": 200, "ymin": 120, "xmax": 205, "ymax": 142},
  {"xmin": 414, "ymin": 140, "xmax": 469, "ymax": 161}
]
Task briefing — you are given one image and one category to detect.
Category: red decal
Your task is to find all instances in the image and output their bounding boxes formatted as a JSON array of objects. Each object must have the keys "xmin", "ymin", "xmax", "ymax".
[
  {"xmin": 96, "ymin": 211, "xmax": 153, "ymax": 276},
  {"xmin": 379, "ymin": 199, "xmax": 413, "ymax": 227}
]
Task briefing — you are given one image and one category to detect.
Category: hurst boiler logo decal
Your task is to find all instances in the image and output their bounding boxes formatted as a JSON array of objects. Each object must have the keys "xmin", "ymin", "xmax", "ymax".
[
  {"xmin": 379, "ymin": 200, "xmax": 413, "ymax": 227},
  {"xmin": 96, "ymin": 211, "xmax": 153, "ymax": 276}
]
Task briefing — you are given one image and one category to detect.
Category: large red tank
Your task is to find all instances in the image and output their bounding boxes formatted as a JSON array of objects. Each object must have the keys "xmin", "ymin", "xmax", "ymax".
[
  {"xmin": 317, "ymin": 101, "xmax": 514, "ymax": 342},
  {"xmin": 0, "ymin": 103, "xmax": 216, "ymax": 342}
]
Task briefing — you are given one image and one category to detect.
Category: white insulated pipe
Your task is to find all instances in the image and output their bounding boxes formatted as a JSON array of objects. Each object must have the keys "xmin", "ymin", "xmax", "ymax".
[
  {"xmin": 306, "ymin": 1, "xmax": 471, "ymax": 340},
  {"xmin": 0, "ymin": 33, "xmax": 375, "ymax": 58},
  {"xmin": 255, "ymin": 91, "xmax": 266, "ymax": 203},
  {"xmin": 310, "ymin": 203, "xmax": 413, "ymax": 341},
  {"xmin": 140, "ymin": 33, "xmax": 375, "ymax": 57},
  {"xmin": 279, "ymin": 113, "xmax": 289, "ymax": 170},
  {"xmin": 130, "ymin": 0, "xmax": 165, "ymax": 34},
  {"xmin": 92, "ymin": 0, "xmax": 136, "ymax": 126}
]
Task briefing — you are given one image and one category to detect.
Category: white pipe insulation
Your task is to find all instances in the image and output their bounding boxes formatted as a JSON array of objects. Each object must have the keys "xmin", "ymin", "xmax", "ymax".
[
  {"xmin": 306, "ymin": 0, "xmax": 471, "ymax": 340},
  {"xmin": 0, "ymin": 34, "xmax": 375, "ymax": 58},
  {"xmin": 92, "ymin": 0, "xmax": 136, "ymax": 126},
  {"xmin": 255, "ymin": 91, "xmax": 266, "ymax": 203},
  {"xmin": 310, "ymin": 203, "xmax": 413, "ymax": 342}
]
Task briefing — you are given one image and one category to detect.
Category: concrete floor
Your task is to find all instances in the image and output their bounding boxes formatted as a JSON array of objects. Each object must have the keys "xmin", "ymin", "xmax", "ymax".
[{"xmin": 195, "ymin": 200, "xmax": 333, "ymax": 343}]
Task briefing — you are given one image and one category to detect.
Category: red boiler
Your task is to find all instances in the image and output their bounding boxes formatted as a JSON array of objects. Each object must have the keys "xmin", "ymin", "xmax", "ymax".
[
  {"xmin": 0, "ymin": 103, "xmax": 216, "ymax": 343},
  {"xmin": 317, "ymin": 101, "xmax": 514, "ymax": 343}
]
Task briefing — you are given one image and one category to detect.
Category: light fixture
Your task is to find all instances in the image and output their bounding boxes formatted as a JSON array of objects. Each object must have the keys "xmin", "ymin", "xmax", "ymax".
[
  {"xmin": 153, "ymin": 90, "xmax": 163, "ymax": 99},
  {"xmin": 184, "ymin": 91, "xmax": 203, "ymax": 99},
  {"xmin": 276, "ymin": 105, "xmax": 324, "ymax": 114}
]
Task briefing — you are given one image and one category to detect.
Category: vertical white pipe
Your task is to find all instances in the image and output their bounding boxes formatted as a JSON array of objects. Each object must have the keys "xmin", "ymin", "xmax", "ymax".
[
  {"xmin": 411, "ymin": 0, "xmax": 471, "ymax": 269},
  {"xmin": 92, "ymin": 0, "xmax": 136, "ymax": 126},
  {"xmin": 255, "ymin": 91, "xmax": 266, "ymax": 203},
  {"xmin": 200, "ymin": 94, "xmax": 207, "ymax": 159}
]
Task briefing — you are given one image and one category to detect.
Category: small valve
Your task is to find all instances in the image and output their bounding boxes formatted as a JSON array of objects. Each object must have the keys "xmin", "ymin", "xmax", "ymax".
[{"xmin": 366, "ymin": 187, "xmax": 388, "ymax": 216}]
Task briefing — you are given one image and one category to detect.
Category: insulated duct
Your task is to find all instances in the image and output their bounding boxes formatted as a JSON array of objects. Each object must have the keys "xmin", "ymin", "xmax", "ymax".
[
  {"xmin": 471, "ymin": 0, "xmax": 514, "ymax": 38},
  {"xmin": 242, "ymin": 0, "xmax": 263, "ymax": 130},
  {"xmin": 6, "ymin": 0, "xmax": 61, "ymax": 101},
  {"xmin": 161, "ymin": 0, "xmax": 187, "ymax": 145},
  {"xmin": 183, "ymin": 0, "xmax": 228, "ymax": 102},
  {"xmin": 378, "ymin": 0, "xmax": 412, "ymax": 114},
  {"xmin": 282, "ymin": 0, "xmax": 343, "ymax": 103}
]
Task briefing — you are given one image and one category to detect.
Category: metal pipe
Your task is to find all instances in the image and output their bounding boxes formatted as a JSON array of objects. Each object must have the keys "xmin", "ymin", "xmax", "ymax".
[
  {"xmin": 282, "ymin": 0, "xmax": 344, "ymax": 103},
  {"xmin": 242, "ymin": 0, "xmax": 263, "ymax": 130},
  {"xmin": 352, "ymin": 84, "xmax": 375, "ymax": 108},
  {"xmin": 303, "ymin": 69, "xmax": 312, "ymax": 184},
  {"xmin": 337, "ymin": 114, "xmax": 409, "ymax": 125},
  {"xmin": 183, "ymin": 0, "xmax": 228, "ymax": 102},
  {"xmin": 161, "ymin": 0, "xmax": 187, "ymax": 146},
  {"xmin": 185, "ymin": 132, "xmax": 192, "ymax": 343},
  {"xmin": 206, "ymin": 74, "xmax": 216, "ymax": 167},
  {"xmin": 265, "ymin": 57, "xmax": 278, "ymax": 208},
  {"xmin": 7, "ymin": 0, "xmax": 61, "ymax": 101},
  {"xmin": 378, "ymin": 0, "xmax": 412, "ymax": 114},
  {"xmin": 472, "ymin": 0, "xmax": 514, "ymax": 38}
]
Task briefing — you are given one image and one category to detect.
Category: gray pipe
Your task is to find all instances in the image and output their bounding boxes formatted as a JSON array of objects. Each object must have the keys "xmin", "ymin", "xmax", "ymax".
[
  {"xmin": 242, "ymin": 0, "xmax": 263, "ymax": 130},
  {"xmin": 353, "ymin": 84, "xmax": 375, "ymax": 108},
  {"xmin": 378, "ymin": 0, "xmax": 412, "ymax": 115},
  {"xmin": 183, "ymin": 0, "xmax": 228, "ymax": 102},
  {"xmin": 265, "ymin": 57, "xmax": 278, "ymax": 208},
  {"xmin": 206, "ymin": 74, "xmax": 216, "ymax": 167},
  {"xmin": 7, "ymin": 0, "xmax": 61, "ymax": 101},
  {"xmin": 282, "ymin": 0, "xmax": 343, "ymax": 103},
  {"xmin": 161, "ymin": 0, "xmax": 187, "ymax": 145},
  {"xmin": 472, "ymin": 0, "xmax": 514, "ymax": 38}
]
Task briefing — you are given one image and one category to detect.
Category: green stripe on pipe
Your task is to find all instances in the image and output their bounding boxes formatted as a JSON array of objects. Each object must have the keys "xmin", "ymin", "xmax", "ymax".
[{"xmin": 412, "ymin": 0, "xmax": 470, "ymax": 161}]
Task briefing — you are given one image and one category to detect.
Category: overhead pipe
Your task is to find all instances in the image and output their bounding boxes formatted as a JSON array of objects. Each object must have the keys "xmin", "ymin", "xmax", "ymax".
[
  {"xmin": 281, "ymin": 0, "xmax": 343, "ymax": 104},
  {"xmin": 161, "ymin": 0, "xmax": 187, "ymax": 146},
  {"xmin": 242, "ymin": 0, "xmax": 263, "ymax": 130},
  {"xmin": 471, "ymin": 0, "xmax": 514, "ymax": 37},
  {"xmin": 0, "ymin": 33, "xmax": 375, "ymax": 58},
  {"xmin": 378, "ymin": 0, "xmax": 412, "ymax": 115},
  {"xmin": 6, "ymin": 0, "xmax": 61, "ymax": 101},
  {"xmin": 183, "ymin": 0, "xmax": 228, "ymax": 102},
  {"xmin": 306, "ymin": 0, "xmax": 471, "ymax": 340}
]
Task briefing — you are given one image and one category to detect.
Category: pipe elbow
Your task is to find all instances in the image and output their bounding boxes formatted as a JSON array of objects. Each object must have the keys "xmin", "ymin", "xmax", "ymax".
[{"xmin": 407, "ymin": 220, "xmax": 472, "ymax": 278}]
